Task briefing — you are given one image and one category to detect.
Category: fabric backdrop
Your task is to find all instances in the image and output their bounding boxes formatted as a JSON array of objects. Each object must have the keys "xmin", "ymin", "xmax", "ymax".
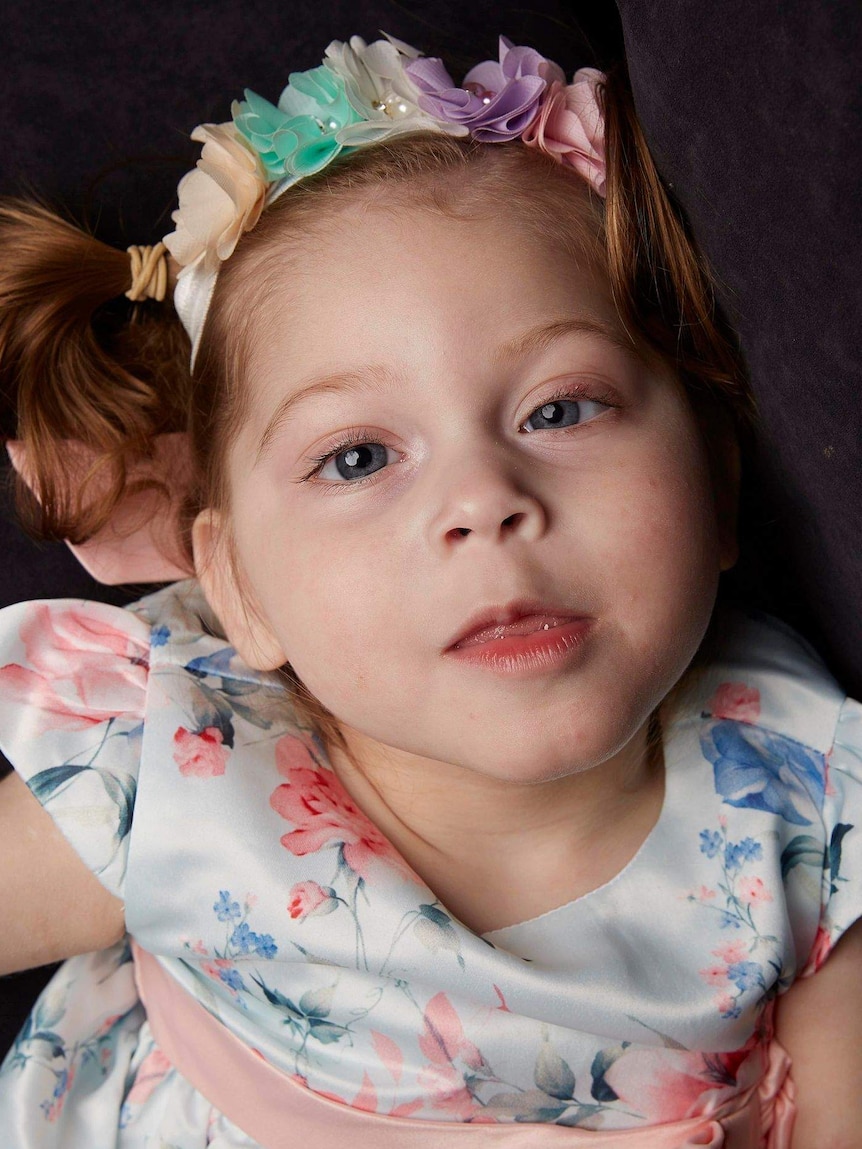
[{"xmin": 0, "ymin": 0, "xmax": 859, "ymax": 1056}]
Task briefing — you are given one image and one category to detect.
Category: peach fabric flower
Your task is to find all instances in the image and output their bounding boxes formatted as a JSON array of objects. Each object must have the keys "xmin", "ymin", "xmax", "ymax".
[
  {"xmin": 163, "ymin": 122, "xmax": 267, "ymax": 275},
  {"xmin": 522, "ymin": 68, "xmax": 606, "ymax": 196}
]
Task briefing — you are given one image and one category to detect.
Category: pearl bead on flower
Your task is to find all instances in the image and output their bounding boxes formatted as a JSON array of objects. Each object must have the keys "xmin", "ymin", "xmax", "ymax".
[
  {"xmin": 464, "ymin": 81, "xmax": 496, "ymax": 106},
  {"xmin": 370, "ymin": 93, "xmax": 412, "ymax": 119}
]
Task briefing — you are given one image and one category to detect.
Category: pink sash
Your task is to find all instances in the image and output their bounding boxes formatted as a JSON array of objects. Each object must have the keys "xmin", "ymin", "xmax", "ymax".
[{"xmin": 131, "ymin": 940, "xmax": 796, "ymax": 1148}]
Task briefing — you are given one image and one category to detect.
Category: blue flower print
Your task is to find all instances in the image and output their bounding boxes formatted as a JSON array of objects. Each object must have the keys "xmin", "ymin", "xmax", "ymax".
[
  {"xmin": 701, "ymin": 720, "xmax": 825, "ymax": 826},
  {"xmin": 255, "ymin": 935, "xmax": 278, "ymax": 960},
  {"xmin": 725, "ymin": 838, "xmax": 762, "ymax": 872},
  {"xmin": 230, "ymin": 921, "xmax": 278, "ymax": 959},
  {"xmin": 700, "ymin": 830, "xmax": 722, "ymax": 858},
  {"xmin": 151, "ymin": 625, "xmax": 170, "ymax": 647},
  {"xmin": 726, "ymin": 961, "xmax": 762, "ymax": 992},
  {"xmin": 219, "ymin": 967, "xmax": 246, "ymax": 992},
  {"xmin": 214, "ymin": 890, "xmax": 242, "ymax": 921},
  {"xmin": 719, "ymin": 911, "xmax": 743, "ymax": 930}
]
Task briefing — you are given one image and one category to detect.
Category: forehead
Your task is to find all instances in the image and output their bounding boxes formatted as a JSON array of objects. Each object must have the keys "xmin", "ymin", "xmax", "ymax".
[{"xmin": 246, "ymin": 202, "xmax": 621, "ymax": 390}]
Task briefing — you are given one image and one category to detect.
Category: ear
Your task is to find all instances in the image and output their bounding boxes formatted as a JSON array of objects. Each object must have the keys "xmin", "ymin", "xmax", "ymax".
[
  {"xmin": 714, "ymin": 431, "xmax": 741, "ymax": 573},
  {"xmin": 192, "ymin": 508, "xmax": 288, "ymax": 671}
]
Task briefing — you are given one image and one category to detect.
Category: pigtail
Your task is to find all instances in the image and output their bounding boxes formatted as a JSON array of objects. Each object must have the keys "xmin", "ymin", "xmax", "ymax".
[
  {"xmin": 0, "ymin": 198, "xmax": 191, "ymax": 545},
  {"xmin": 600, "ymin": 66, "xmax": 757, "ymax": 438}
]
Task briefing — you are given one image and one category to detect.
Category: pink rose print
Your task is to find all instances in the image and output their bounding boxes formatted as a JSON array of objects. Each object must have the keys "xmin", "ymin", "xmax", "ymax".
[
  {"xmin": 738, "ymin": 876, "xmax": 773, "ymax": 905},
  {"xmin": 126, "ymin": 1048, "xmax": 172, "ymax": 1104},
  {"xmin": 173, "ymin": 725, "xmax": 229, "ymax": 777},
  {"xmin": 287, "ymin": 880, "xmax": 338, "ymax": 920},
  {"xmin": 269, "ymin": 734, "xmax": 422, "ymax": 884},
  {"xmin": 0, "ymin": 604, "xmax": 148, "ymax": 733},
  {"xmin": 803, "ymin": 924, "xmax": 833, "ymax": 976},
  {"xmin": 708, "ymin": 682, "xmax": 761, "ymax": 723}
]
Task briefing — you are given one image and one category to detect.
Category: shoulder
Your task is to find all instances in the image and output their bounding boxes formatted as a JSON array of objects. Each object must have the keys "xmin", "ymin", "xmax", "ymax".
[
  {"xmin": 695, "ymin": 601, "xmax": 845, "ymax": 752},
  {"xmin": 687, "ymin": 602, "xmax": 862, "ymax": 979}
]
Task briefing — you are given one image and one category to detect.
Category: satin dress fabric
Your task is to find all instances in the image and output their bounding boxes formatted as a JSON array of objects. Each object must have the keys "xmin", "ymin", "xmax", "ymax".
[{"xmin": 0, "ymin": 579, "xmax": 858, "ymax": 1146}]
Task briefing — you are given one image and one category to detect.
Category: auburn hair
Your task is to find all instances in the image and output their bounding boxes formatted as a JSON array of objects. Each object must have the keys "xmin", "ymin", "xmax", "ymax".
[{"xmin": 0, "ymin": 63, "xmax": 756, "ymax": 763}]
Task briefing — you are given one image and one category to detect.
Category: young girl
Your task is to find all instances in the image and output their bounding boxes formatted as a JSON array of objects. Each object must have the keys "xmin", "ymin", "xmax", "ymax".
[{"xmin": 0, "ymin": 30, "xmax": 858, "ymax": 1149}]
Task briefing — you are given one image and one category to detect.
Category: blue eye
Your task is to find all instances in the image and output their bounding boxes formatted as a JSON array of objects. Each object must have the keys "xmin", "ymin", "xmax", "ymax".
[
  {"xmin": 302, "ymin": 388, "xmax": 614, "ymax": 487},
  {"xmin": 327, "ymin": 440, "xmax": 389, "ymax": 483},
  {"xmin": 522, "ymin": 395, "xmax": 611, "ymax": 432}
]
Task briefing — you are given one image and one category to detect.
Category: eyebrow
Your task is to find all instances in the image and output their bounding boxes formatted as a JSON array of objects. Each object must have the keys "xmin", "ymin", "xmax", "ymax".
[{"xmin": 255, "ymin": 316, "xmax": 635, "ymax": 462}]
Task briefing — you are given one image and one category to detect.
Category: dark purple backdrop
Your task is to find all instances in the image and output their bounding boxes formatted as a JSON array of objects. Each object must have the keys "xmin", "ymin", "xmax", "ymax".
[{"xmin": 0, "ymin": 0, "xmax": 859, "ymax": 1057}]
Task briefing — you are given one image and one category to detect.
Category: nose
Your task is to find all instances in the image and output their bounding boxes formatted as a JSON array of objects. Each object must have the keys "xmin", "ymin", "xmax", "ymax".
[{"xmin": 432, "ymin": 446, "xmax": 547, "ymax": 549}]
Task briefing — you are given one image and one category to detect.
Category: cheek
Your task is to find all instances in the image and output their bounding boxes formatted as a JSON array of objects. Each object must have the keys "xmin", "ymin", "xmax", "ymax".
[
  {"xmin": 591, "ymin": 419, "xmax": 721, "ymax": 653},
  {"xmin": 238, "ymin": 498, "xmax": 394, "ymax": 700}
]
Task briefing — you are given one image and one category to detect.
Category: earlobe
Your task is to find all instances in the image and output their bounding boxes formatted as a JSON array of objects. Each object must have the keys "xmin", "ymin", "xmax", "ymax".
[{"xmin": 191, "ymin": 509, "xmax": 288, "ymax": 671}]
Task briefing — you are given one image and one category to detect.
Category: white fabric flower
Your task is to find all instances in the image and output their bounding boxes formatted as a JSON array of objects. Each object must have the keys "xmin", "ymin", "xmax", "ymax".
[
  {"xmin": 163, "ymin": 122, "xmax": 268, "ymax": 274},
  {"xmin": 323, "ymin": 31, "xmax": 468, "ymax": 144}
]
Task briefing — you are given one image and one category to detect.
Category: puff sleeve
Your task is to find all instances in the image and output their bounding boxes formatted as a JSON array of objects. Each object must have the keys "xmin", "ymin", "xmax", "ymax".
[
  {"xmin": 0, "ymin": 598, "xmax": 151, "ymax": 902},
  {"xmin": 799, "ymin": 695, "xmax": 862, "ymax": 976}
]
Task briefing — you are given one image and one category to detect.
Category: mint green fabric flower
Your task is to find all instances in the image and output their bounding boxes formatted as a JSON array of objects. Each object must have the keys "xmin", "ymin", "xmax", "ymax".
[{"xmin": 232, "ymin": 65, "xmax": 362, "ymax": 180}]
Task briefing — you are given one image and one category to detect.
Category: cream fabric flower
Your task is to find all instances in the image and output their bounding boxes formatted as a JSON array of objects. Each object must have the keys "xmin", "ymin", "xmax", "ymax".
[
  {"xmin": 163, "ymin": 122, "xmax": 268, "ymax": 274},
  {"xmin": 324, "ymin": 32, "xmax": 468, "ymax": 145}
]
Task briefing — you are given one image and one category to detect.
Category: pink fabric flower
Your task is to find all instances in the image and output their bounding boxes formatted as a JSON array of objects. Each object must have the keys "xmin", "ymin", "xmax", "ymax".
[
  {"xmin": 173, "ymin": 725, "xmax": 229, "ymax": 777},
  {"xmin": 522, "ymin": 68, "xmax": 606, "ymax": 196},
  {"xmin": 709, "ymin": 682, "xmax": 761, "ymax": 723},
  {"xmin": 0, "ymin": 604, "xmax": 148, "ymax": 733},
  {"xmin": 269, "ymin": 734, "xmax": 422, "ymax": 884},
  {"xmin": 287, "ymin": 880, "xmax": 338, "ymax": 920}
]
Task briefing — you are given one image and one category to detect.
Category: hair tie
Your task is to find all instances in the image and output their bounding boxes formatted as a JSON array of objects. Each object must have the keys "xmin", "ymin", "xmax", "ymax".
[{"xmin": 125, "ymin": 242, "xmax": 169, "ymax": 302}]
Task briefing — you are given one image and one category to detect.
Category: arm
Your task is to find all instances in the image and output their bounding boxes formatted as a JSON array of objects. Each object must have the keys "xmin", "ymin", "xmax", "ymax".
[
  {"xmin": 773, "ymin": 917, "xmax": 862, "ymax": 1149},
  {"xmin": 0, "ymin": 770, "xmax": 125, "ymax": 976}
]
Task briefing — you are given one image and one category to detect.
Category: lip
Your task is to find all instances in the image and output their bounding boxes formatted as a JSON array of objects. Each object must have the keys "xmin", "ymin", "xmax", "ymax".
[
  {"xmin": 445, "ymin": 617, "xmax": 594, "ymax": 675},
  {"xmin": 445, "ymin": 599, "xmax": 591, "ymax": 652}
]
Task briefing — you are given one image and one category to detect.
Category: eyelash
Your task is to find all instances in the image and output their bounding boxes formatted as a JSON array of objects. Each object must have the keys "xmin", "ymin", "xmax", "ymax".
[{"xmin": 298, "ymin": 383, "xmax": 620, "ymax": 487}]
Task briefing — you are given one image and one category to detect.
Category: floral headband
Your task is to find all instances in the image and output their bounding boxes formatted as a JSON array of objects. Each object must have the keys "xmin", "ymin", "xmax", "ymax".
[
  {"xmin": 161, "ymin": 32, "xmax": 607, "ymax": 366},
  {"xmin": 7, "ymin": 33, "xmax": 607, "ymax": 587}
]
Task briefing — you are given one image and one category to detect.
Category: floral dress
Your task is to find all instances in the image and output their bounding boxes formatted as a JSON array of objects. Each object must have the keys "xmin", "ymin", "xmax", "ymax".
[{"xmin": 0, "ymin": 579, "xmax": 859, "ymax": 1147}]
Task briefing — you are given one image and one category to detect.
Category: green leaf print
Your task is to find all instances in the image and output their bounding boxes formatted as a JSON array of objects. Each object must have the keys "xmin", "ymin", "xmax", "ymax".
[
  {"xmin": 534, "ymin": 1041, "xmax": 576, "ymax": 1101},
  {"xmin": 780, "ymin": 834, "xmax": 823, "ymax": 878}
]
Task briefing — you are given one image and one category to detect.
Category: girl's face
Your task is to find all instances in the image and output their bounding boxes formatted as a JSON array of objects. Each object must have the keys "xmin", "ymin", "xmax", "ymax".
[{"xmin": 197, "ymin": 201, "xmax": 737, "ymax": 784}]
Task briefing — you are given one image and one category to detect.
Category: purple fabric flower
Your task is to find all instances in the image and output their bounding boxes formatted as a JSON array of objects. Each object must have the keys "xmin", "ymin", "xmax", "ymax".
[{"xmin": 404, "ymin": 35, "xmax": 564, "ymax": 143}]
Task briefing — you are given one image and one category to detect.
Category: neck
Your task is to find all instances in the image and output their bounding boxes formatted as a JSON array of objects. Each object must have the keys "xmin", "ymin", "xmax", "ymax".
[{"xmin": 325, "ymin": 714, "xmax": 664, "ymax": 900}]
